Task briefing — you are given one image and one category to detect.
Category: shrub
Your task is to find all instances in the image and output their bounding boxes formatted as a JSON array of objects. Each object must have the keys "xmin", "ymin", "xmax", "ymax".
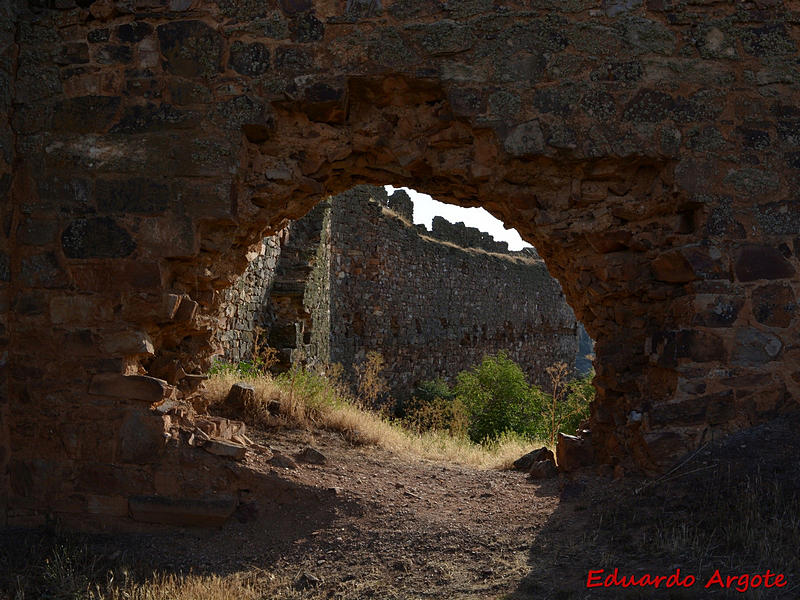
[
  {"xmin": 208, "ymin": 359, "xmax": 261, "ymax": 378},
  {"xmin": 354, "ymin": 350, "xmax": 389, "ymax": 408},
  {"xmin": 208, "ymin": 332, "xmax": 279, "ymax": 379},
  {"xmin": 455, "ymin": 351, "xmax": 544, "ymax": 443},
  {"xmin": 413, "ymin": 377, "xmax": 456, "ymax": 405},
  {"xmin": 403, "ymin": 378, "xmax": 469, "ymax": 437}
]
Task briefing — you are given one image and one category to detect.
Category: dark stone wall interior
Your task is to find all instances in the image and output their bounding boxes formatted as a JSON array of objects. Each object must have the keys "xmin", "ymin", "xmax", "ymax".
[{"xmin": 2, "ymin": 0, "xmax": 800, "ymax": 527}]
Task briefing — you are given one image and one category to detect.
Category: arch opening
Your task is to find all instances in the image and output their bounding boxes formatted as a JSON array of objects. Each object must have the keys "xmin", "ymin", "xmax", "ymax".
[
  {"xmin": 142, "ymin": 74, "xmax": 719, "ymax": 483},
  {"xmin": 210, "ymin": 184, "xmax": 591, "ymax": 410}
]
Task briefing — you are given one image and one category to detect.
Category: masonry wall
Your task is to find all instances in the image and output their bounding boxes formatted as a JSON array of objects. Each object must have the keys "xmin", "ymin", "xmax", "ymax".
[
  {"xmin": 218, "ymin": 186, "xmax": 580, "ymax": 397},
  {"xmin": 0, "ymin": 0, "xmax": 14, "ymax": 524},
  {"xmin": 327, "ymin": 186, "xmax": 578, "ymax": 396},
  {"xmin": 7, "ymin": 0, "xmax": 800, "ymax": 527},
  {"xmin": 266, "ymin": 202, "xmax": 330, "ymax": 370},
  {"xmin": 214, "ymin": 236, "xmax": 282, "ymax": 363}
]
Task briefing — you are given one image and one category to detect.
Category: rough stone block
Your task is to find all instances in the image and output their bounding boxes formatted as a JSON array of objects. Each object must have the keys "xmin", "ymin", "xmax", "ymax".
[
  {"xmin": 651, "ymin": 251, "xmax": 697, "ymax": 283},
  {"xmin": 295, "ymin": 446, "xmax": 326, "ymax": 464},
  {"xmin": 117, "ymin": 411, "xmax": 168, "ymax": 464},
  {"xmin": 225, "ymin": 382, "xmax": 255, "ymax": 413},
  {"xmin": 202, "ymin": 439, "xmax": 247, "ymax": 460},
  {"xmin": 513, "ymin": 447, "xmax": 554, "ymax": 471},
  {"xmin": 99, "ymin": 331, "xmax": 155, "ymax": 356},
  {"xmin": 528, "ymin": 459, "xmax": 558, "ymax": 479},
  {"xmin": 732, "ymin": 329, "xmax": 782, "ymax": 365},
  {"xmin": 503, "ymin": 120, "xmax": 544, "ymax": 157},
  {"xmin": 50, "ymin": 295, "xmax": 112, "ymax": 325},
  {"xmin": 89, "ymin": 373, "xmax": 171, "ymax": 402},
  {"xmin": 228, "ymin": 41, "xmax": 271, "ymax": 76},
  {"xmin": 735, "ymin": 245, "xmax": 795, "ymax": 282},
  {"xmin": 157, "ymin": 21, "xmax": 223, "ymax": 78},
  {"xmin": 751, "ymin": 283, "xmax": 796, "ymax": 327},
  {"xmin": 62, "ymin": 217, "xmax": 136, "ymax": 259},
  {"xmin": 173, "ymin": 296, "xmax": 198, "ymax": 321},
  {"xmin": 556, "ymin": 433, "xmax": 594, "ymax": 472}
]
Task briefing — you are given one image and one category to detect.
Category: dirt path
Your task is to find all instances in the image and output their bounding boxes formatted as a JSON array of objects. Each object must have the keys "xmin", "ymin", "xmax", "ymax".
[
  {"xmin": 5, "ymin": 414, "xmax": 798, "ymax": 600},
  {"xmin": 166, "ymin": 427, "xmax": 562, "ymax": 599}
]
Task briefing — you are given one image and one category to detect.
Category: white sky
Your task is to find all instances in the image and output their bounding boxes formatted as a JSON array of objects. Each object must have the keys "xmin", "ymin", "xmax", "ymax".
[{"xmin": 385, "ymin": 186, "xmax": 532, "ymax": 251}]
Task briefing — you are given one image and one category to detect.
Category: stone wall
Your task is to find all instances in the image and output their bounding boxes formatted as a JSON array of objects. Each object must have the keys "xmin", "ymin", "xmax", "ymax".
[
  {"xmin": 426, "ymin": 216, "xmax": 512, "ymax": 254},
  {"xmin": 216, "ymin": 185, "xmax": 579, "ymax": 397},
  {"xmin": 0, "ymin": 0, "xmax": 15, "ymax": 525},
  {"xmin": 214, "ymin": 236, "xmax": 282, "ymax": 363},
  {"xmin": 325, "ymin": 186, "xmax": 577, "ymax": 396},
  {"xmin": 4, "ymin": 0, "xmax": 800, "ymax": 528},
  {"xmin": 266, "ymin": 202, "xmax": 330, "ymax": 370}
]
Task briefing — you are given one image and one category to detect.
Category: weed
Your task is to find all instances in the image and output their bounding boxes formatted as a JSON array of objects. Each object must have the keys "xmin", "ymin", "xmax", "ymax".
[
  {"xmin": 354, "ymin": 351, "xmax": 389, "ymax": 409},
  {"xmin": 204, "ymin": 368, "xmax": 538, "ymax": 469},
  {"xmin": 542, "ymin": 363, "xmax": 593, "ymax": 446}
]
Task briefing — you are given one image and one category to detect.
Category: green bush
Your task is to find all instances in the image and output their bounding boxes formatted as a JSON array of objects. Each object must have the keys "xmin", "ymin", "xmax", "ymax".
[
  {"xmin": 208, "ymin": 360, "xmax": 262, "ymax": 378},
  {"xmin": 563, "ymin": 370, "xmax": 594, "ymax": 433},
  {"xmin": 413, "ymin": 377, "xmax": 456, "ymax": 405},
  {"xmin": 455, "ymin": 351, "xmax": 545, "ymax": 443}
]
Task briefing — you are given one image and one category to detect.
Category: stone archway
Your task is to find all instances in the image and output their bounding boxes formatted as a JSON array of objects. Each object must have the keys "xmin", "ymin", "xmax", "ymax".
[{"xmin": 3, "ymin": 0, "xmax": 799, "ymax": 527}]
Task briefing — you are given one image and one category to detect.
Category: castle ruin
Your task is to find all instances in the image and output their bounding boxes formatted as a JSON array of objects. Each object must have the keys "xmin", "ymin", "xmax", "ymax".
[
  {"xmin": 1, "ymin": 0, "xmax": 799, "ymax": 529},
  {"xmin": 216, "ymin": 185, "xmax": 583, "ymax": 397}
]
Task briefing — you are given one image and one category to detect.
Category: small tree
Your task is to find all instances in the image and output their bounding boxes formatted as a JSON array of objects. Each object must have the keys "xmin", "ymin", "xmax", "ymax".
[
  {"xmin": 541, "ymin": 362, "xmax": 594, "ymax": 446},
  {"xmin": 455, "ymin": 351, "xmax": 542, "ymax": 443}
]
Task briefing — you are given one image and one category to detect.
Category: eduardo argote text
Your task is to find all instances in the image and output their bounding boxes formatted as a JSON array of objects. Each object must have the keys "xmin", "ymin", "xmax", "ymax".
[{"xmin": 586, "ymin": 568, "xmax": 788, "ymax": 592}]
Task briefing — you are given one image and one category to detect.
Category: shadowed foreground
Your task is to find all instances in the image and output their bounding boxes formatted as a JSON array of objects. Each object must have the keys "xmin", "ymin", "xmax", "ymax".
[{"xmin": 2, "ymin": 412, "xmax": 798, "ymax": 600}]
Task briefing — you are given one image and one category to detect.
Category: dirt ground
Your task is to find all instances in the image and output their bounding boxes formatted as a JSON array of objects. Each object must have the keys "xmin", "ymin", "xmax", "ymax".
[{"xmin": 3, "ymin": 411, "xmax": 799, "ymax": 600}]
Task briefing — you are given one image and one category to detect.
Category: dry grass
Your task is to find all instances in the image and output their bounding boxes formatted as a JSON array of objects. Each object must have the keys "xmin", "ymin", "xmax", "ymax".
[
  {"xmin": 98, "ymin": 572, "xmax": 270, "ymax": 600},
  {"xmin": 204, "ymin": 370, "xmax": 539, "ymax": 470}
]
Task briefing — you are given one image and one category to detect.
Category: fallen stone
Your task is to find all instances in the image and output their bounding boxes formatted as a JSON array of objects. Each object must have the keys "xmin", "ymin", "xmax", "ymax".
[
  {"xmin": 195, "ymin": 416, "xmax": 246, "ymax": 440},
  {"xmin": 269, "ymin": 451, "xmax": 298, "ymax": 469},
  {"xmin": 89, "ymin": 373, "xmax": 172, "ymax": 403},
  {"xmin": 556, "ymin": 432, "xmax": 594, "ymax": 472},
  {"xmin": 513, "ymin": 447, "xmax": 554, "ymax": 471},
  {"xmin": 128, "ymin": 495, "xmax": 237, "ymax": 527},
  {"xmin": 528, "ymin": 459, "xmax": 558, "ymax": 479},
  {"xmin": 226, "ymin": 382, "xmax": 256, "ymax": 413},
  {"xmin": 295, "ymin": 446, "xmax": 326, "ymax": 465},
  {"xmin": 202, "ymin": 439, "xmax": 247, "ymax": 460},
  {"xmin": 293, "ymin": 572, "xmax": 322, "ymax": 590}
]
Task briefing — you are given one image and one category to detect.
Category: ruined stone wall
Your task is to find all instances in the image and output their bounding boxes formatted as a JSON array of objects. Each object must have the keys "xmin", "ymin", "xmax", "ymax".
[
  {"xmin": 216, "ymin": 186, "xmax": 579, "ymax": 396},
  {"xmin": 214, "ymin": 236, "xmax": 282, "ymax": 363},
  {"xmin": 426, "ymin": 216, "xmax": 511, "ymax": 254},
  {"xmin": 265, "ymin": 202, "xmax": 330, "ymax": 370},
  {"xmin": 0, "ymin": 0, "xmax": 15, "ymax": 525},
  {"xmin": 4, "ymin": 0, "xmax": 800, "ymax": 529},
  {"xmin": 327, "ymin": 186, "xmax": 577, "ymax": 396}
]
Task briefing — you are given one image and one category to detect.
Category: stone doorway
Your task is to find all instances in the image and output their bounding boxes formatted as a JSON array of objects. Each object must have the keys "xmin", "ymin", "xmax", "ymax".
[{"xmin": 5, "ymin": 1, "xmax": 800, "ymax": 528}]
